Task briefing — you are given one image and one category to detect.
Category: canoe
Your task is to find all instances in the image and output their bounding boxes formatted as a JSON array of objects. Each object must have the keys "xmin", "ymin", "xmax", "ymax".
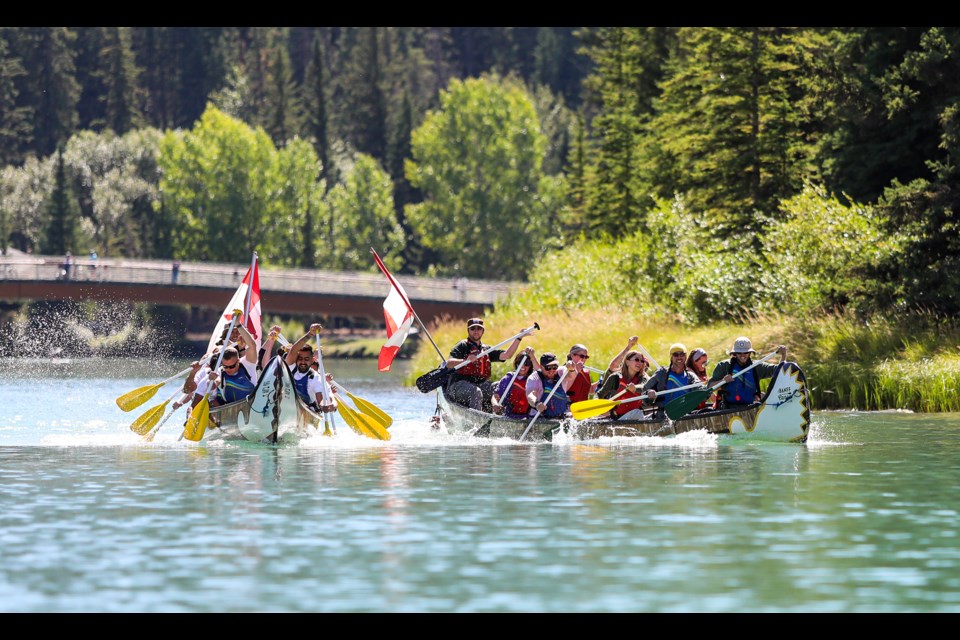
[
  {"xmin": 438, "ymin": 361, "xmax": 811, "ymax": 443},
  {"xmin": 202, "ymin": 355, "xmax": 320, "ymax": 443}
]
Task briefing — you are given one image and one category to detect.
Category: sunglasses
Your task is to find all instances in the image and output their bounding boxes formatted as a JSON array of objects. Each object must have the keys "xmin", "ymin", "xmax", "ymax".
[
  {"xmin": 672, "ymin": 352, "xmax": 686, "ymax": 357},
  {"xmin": 627, "ymin": 357, "xmax": 645, "ymax": 362},
  {"xmin": 544, "ymin": 365, "xmax": 559, "ymax": 371},
  {"xmin": 223, "ymin": 361, "xmax": 240, "ymax": 369},
  {"xmin": 573, "ymin": 353, "xmax": 589, "ymax": 359}
]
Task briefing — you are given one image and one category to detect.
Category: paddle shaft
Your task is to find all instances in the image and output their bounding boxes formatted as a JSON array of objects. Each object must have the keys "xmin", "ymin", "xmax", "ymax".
[
  {"xmin": 314, "ymin": 333, "xmax": 336, "ymax": 433},
  {"xmin": 706, "ymin": 349, "xmax": 780, "ymax": 395},
  {"xmin": 519, "ymin": 365, "xmax": 568, "ymax": 442}
]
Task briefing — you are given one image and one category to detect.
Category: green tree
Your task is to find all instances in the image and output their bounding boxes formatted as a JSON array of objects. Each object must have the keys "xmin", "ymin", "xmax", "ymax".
[
  {"xmin": 578, "ymin": 27, "xmax": 675, "ymax": 235},
  {"xmin": 0, "ymin": 155, "xmax": 54, "ymax": 252},
  {"xmin": 159, "ymin": 105, "xmax": 275, "ymax": 262},
  {"xmin": 0, "ymin": 34, "xmax": 32, "ymax": 166},
  {"xmin": 647, "ymin": 27, "xmax": 830, "ymax": 241},
  {"xmin": 42, "ymin": 147, "xmax": 80, "ymax": 255},
  {"xmin": 304, "ymin": 34, "xmax": 336, "ymax": 188},
  {"xmin": 269, "ymin": 137, "xmax": 326, "ymax": 268},
  {"xmin": 326, "ymin": 153, "xmax": 403, "ymax": 271},
  {"xmin": 101, "ymin": 27, "xmax": 142, "ymax": 134},
  {"xmin": 263, "ymin": 32, "xmax": 303, "ymax": 147},
  {"xmin": 405, "ymin": 75, "xmax": 565, "ymax": 280},
  {"xmin": 10, "ymin": 27, "xmax": 80, "ymax": 157},
  {"xmin": 341, "ymin": 27, "xmax": 387, "ymax": 163}
]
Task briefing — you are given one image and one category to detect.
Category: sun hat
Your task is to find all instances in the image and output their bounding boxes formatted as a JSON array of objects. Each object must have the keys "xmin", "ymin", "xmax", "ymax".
[
  {"xmin": 669, "ymin": 343, "xmax": 687, "ymax": 356},
  {"xmin": 729, "ymin": 336, "xmax": 756, "ymax": 354}
]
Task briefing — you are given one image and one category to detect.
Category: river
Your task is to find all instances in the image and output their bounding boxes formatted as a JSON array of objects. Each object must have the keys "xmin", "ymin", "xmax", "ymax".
[{"xmin": 1, "ymin": 357, "xmax": 958, "ymax": 612}]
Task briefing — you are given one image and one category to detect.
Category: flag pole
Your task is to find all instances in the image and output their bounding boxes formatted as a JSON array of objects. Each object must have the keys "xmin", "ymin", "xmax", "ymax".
[
  {"xmin": 371, "ymin": 247, "xmax": 446, "ymax": 364},
  {"xmin": 243, "ymin": 251, "xmax": 257, "ymax": 328}
]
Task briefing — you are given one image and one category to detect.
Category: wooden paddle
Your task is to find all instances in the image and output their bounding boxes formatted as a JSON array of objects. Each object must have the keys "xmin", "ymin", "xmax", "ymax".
[
  {"xmin": 332, "ymin": 388, "xmax": 390, "ymax": 441},
  {"xmin": 570, "ymin": 381, "xmax": 705, "ymax": 420},
  {"xmin": 313, "ymin": 332, "xmax": 338, "ymax": 437},
  {"xmin": 663, "ymin": 349, "xmax": 780, "ymax": 421},
  {"xmin": 181, "ymin": 310, "xmax": 241, "ymax": 442}
]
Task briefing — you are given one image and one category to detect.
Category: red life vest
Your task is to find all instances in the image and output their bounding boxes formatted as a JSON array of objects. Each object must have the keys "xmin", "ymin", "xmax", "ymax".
[
  {"xmin": 506, "ymin": 375, "xmax": 530, "ymax": 415},
  {"xmin": 614, "ymin": 375, "xmax": 645, "ymax": 417},
  {"xmin": 458, "ymin": 342, "xmax": 492, "ymax": 379},
  {"xmin": 567, "ymin": 369, "xmax": 592, "ymax": 404}
]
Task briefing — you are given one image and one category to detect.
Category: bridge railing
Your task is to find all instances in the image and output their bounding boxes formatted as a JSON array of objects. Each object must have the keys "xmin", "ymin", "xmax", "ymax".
[{"xmin": 0, "ymin": 254, "xmax": 521, "ymax": 305}]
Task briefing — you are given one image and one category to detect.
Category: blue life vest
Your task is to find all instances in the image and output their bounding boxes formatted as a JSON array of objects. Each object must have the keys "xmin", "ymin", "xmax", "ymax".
[
  {"xmin": 538, "ymin": 373, "xmax": 570, "ymax": 418},
  {"xmin": 293, "ymin": 370, "xmax": 317, "ymax": 405},
  {"xmin": 723, "ymin": 360, "xmax": 759, "ymax": 405},
  {"xmin": 660, "ymin": 370, "xmax": 692, "ymax": 404},
  {"xmin": 218, "ymin": 365, "xmax": 255, "ymax": 404}
]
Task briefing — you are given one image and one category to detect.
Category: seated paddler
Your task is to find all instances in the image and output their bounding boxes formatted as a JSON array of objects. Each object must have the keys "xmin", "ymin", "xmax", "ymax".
[
  {"xmin": 282, "ymin": 323, "xmax": 337, "ymax": 413},
  {"xmin": 525, "ymin": 352, "xmax": 575, "ymax": 419},
  {"xmin": 642, "ymin": 343, "xmax": 702, "ymax": 409}
]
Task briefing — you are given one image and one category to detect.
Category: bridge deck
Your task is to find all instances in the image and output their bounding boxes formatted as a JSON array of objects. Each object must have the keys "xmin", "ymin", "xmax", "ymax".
[{"xmin": 0, "ymin": 255, "xmax": 521, "ymax": 322}]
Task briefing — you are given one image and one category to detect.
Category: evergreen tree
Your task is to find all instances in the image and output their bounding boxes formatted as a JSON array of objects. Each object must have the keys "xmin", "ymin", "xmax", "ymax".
[
  {"xmin": 0, "ymin": 33, "xmax": 33, "ymax": 166},
  {"xmin": 264, "ymin": 35, "xmax": 303, "ymax": 148},
  {"xmin": 647, "ymin": 27, "xmax": 828, "ymax": 240},
  {"xmin": 72, "ymin": 27, "xmax": 108, "ymax": 130},
  {"xmin": 342, "ymin": 27, "xmax": 387, "ymax": 163},
  {"xmin": 42, "ymin": 147, "xmax": 80, "ymax": 255},
  {"xmin": 10, "ymin": 27, "xmax": 80, "ymax": 158},
  {"xmin": 102, "ymin": 27, "xmax": 142, "ymax": 134},
  {"xmin": 304, "ymin": 34, "xmax": 335, "ymax": 188}
]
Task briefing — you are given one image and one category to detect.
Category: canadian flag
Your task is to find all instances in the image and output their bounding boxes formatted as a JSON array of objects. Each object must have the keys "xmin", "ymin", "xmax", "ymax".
[
  {"xmin": 372, "ymin": 249, "xmax": 415, "ymax": 372},
  {"xmin": 206, "ymin": 254, "xmax": 262, "ymax": 357}
]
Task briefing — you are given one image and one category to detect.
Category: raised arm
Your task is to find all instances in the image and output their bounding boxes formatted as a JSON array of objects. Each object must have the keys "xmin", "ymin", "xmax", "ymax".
[{"xmin": 607, "ymin": 335, "xmax": 639, "ymax": 373}]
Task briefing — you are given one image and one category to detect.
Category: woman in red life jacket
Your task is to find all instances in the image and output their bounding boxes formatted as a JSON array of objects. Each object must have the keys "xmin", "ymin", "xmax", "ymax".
[
  {"xmin": 565, "ymin": 343, "xmax": 598, "ymax": 404},
  {"xmin": 446, "ymin": 317, "xmax": 525, "ymax": 412},
  {"xmin": 492, "ymin": 347, "xmax": 539, "ymax": 418},
  {"xmin": 596, "ymin": 349, "xmax": 650, "ymax": 420}
]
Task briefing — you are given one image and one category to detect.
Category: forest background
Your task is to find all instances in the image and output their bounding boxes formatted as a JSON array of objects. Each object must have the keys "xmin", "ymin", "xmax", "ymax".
[{"xmin": 2, "ymin": 26, "xmax": 960, "ymax": 411}]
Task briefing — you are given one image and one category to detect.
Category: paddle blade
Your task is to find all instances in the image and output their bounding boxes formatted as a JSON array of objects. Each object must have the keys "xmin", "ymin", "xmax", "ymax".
[
  {"xmin": 664, "ymin": 389, "xmax": 711, "ymax": 421},
  {"xmin": 130, "ymin": 401, "xmax": 168, "ymax": 436},
  {"xmin": 570, "ymin": 398, "xmax": 618, "ymax": 421},
  {"xmin": 346, "ymin": 391, "xmax": 393, "ymax": 428},
  {"xmin": 116, "ymin": 383, "xmax": 162, "ymax": 412},
  {"xmin": 353, "ymin": 411, "xmax": 391, "ymax": 441},
  {"xmin": 337, "ymin": 401, "xmax": 389, "ymax": 440},
  {"xmin": 182, "ymin": 397, "xmax": 210, "ymax": 442}
]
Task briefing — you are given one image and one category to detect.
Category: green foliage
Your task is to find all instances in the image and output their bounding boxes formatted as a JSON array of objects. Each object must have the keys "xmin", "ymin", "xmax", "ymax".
[
  {"xmin": 405, "ymin": 74, "xmax": 565, "ymax": 280},
  {"xmin": 159, "ymin": 105, "xmax": 276, "ymax": 262},
  {"xmin": 326, "ymin": 153, "xmax": 403, "ymax": 271},
  {"xmin": 41, "ymin": 147, "xmax": 80, "ymax": 255},
  {"xmin": 267, "ymin": 136, "xmax": 325, "ymax": 268}
]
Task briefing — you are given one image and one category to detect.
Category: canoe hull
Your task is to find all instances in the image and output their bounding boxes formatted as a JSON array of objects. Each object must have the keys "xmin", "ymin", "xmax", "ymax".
[
  {"xmin": 439, "ymin": 361, "xmax": 811, "ymax": 443},
  {"xmin": 205, "ymin": 356, "xmax": 316, "ymax": 443}
]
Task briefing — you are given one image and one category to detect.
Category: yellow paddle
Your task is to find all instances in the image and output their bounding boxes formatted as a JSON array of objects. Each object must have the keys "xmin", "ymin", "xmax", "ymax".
[
  {"xmin": 129, "ymin": 388, "xmax": 182, "ymax": 436},
  {"xmin": 331, "ymin": 392, "xmax": 391, "ymax": 440},
  {"xmin": 116, "ymin": 366, "xmax": 195, "ymax": 412},
  {"xmin": 181, "ymin": 310, "xmax": 241, "ymax": 442},
  {"xmin": 570, "ymin": 381, "xmax": 705, "ymax": 420},
  {"xmin": 329, "ymin": 379, "xmax": 393, "ymax": 429}
]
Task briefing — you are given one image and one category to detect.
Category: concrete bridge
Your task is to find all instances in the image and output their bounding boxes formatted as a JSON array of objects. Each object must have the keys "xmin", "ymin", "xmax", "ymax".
[{"xmin": 0, "ymin": 254, "xmax": 521, "ymax": 328}]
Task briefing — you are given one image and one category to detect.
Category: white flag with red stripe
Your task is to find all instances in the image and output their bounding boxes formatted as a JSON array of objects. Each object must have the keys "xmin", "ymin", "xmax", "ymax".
[
  {"xmin": 373, "ymin": 250, "xmax": 414, "ymax": 372},
  {"xmin": 206, "ymin": 255, "xmax": 262, "ymax": 357}
]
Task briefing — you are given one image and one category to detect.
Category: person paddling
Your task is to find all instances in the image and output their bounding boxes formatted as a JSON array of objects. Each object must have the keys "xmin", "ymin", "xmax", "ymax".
[
  {"xmin": 708, "ymin": 337, "xmax": 787, "ymax": 408},
  {"xmin": 446, "ymin": 317, "xmax": 527, "ymax": 412}
]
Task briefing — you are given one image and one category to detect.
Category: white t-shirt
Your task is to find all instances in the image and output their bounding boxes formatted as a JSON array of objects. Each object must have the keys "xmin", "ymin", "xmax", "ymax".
[{"xmin": 291, "ymin": 367, "xmax": 335, "ymax": 405}]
